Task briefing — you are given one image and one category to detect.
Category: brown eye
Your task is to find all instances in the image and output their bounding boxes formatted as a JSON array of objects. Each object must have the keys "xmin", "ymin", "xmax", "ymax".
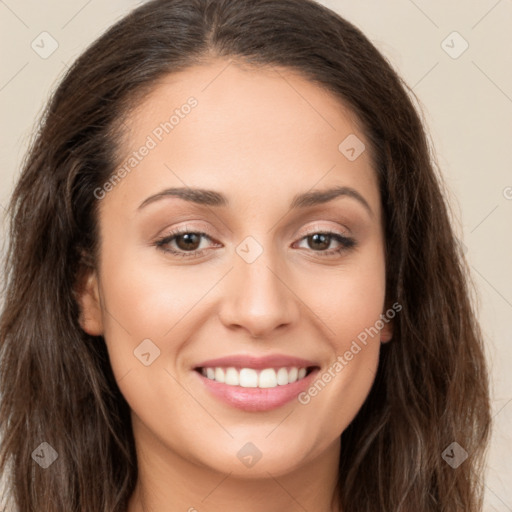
[
  {"xmin": 306, "ymin": 233, "xmax": 331, "ymax": 251},
  {"xmin": 295, "ymin": 231, "xmax": 356, "ymax": 256},
  {"xmin": 154, "ymin": 230, "xmax": 219, "ymax": 259},
  {"xmin": 155, "ymin": 228, "xmax": 355, "ymax": 260},
  {"xmin": 174, "ymin": 233, "xmax": 202, "ymax": 251}
]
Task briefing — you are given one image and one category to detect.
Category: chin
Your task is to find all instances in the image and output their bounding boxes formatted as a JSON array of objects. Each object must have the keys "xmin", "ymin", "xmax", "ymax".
[{"xmin": 194, "ymin": 437, "xmax": 315, "ymax": 479}]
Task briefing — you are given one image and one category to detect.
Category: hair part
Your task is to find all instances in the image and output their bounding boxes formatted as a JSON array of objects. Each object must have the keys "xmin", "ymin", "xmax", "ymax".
[{"xmin": 0, "ymin": 0, "xmax": 491, "ymax": 510}]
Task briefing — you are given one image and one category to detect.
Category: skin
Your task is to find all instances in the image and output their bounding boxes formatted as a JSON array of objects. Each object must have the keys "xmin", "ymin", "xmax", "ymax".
[{"xmin": 76, "ymin": 58, "xmax": 393, "ymax": 512}]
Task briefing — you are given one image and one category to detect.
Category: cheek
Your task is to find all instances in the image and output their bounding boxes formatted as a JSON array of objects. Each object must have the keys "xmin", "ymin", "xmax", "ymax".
[
  {"xmin": 97, "ymin": 256, "xmax": 216, "ymax": 444},
  {"xmin": 294, "ymin": 249, "xmax": 385, "ymax": 424},
  {"xmin": 297, "ymin": 276, "xmax": 383, "ymax": 438},
  {"xmin": 101, "ymin": 233, "xmax": 211, "ymax": 321},
  {"xmin": 296, "ymin": 249, "xmax": 386, "ymax": 344},
  {"xmin": 98, "ymin": 259, "xmax": 208, "ymax": 367}
]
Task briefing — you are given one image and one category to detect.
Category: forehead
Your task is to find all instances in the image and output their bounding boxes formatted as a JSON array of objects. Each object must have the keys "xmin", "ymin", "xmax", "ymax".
[
  {"xmin": 125, "ymin": 58, "xmax": 366, "ymax": 149},
  {"xmin": 106, "ymin": 58, "xmax": 380, "ymax": 220}
]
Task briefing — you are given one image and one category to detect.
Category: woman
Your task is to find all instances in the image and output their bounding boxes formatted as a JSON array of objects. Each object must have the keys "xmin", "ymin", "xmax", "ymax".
[{"xmin": 0, "ymin": 0, "xmax": 491, "ymax": 510}]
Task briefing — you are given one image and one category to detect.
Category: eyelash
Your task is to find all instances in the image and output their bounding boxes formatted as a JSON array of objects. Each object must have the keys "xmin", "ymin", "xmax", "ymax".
[{"xmin": 154, "ymin": 226, "xmax": 356, "ymax": 259}]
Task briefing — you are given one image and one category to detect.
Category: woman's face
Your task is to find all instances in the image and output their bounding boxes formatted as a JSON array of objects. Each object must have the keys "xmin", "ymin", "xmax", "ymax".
[{"xmin": 78, "ymin": 58, "xmax": 392, "ymax": 478}]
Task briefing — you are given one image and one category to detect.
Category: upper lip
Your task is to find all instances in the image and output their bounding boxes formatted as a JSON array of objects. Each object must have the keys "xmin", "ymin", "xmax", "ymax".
[{"xmin": 194, "ymin": 354, "xmax": 319, "ymax": 370}]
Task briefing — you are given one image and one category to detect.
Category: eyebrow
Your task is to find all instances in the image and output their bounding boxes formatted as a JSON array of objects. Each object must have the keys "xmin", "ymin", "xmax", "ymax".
[{"xmin": 138, "ymin": 185, "xmax": 374, "ymax": 218}]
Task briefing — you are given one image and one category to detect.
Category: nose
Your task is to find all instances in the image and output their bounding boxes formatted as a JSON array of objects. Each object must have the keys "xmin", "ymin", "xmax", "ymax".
[{"xmin": 217, "ymin": 244, "xmax": 300, "ymax": 339}]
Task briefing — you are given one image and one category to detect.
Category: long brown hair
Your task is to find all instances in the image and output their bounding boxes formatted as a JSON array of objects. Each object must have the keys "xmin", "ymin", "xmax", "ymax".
[{"xmin": 0, "ymin": 0, "xmax": 491, "ymax": 510}]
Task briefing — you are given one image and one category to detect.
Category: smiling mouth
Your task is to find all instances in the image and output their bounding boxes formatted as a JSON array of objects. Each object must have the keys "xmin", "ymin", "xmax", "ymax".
[{"xmin": 194, "ymin": 366, "xmax": 318, "ymax": 388}]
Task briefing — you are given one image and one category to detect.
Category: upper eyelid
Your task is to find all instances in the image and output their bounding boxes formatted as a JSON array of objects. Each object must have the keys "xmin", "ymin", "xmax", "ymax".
[
  {"xmin": 162, "ymin": 225, "xmax": 350, "ymax": 239},
  {"xmin": 300, "ymin": 223, "xmax": 350, "ymax": 236},
  {"xmin": 162, "ymin": 219, "xmax": 351, "ymax": 237}
]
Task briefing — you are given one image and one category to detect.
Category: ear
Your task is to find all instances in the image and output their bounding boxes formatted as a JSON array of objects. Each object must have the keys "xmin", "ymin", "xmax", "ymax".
[
  {"xmin": 380, "ymin": 318, "xmax": 393, "ymax": 343},
  {"xmin": 74, "ymin": 265, "xmax": 104, "ymax": 336}
]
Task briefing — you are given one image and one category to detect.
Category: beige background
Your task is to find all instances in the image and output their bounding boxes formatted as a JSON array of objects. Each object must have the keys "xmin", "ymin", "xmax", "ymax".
[{"xmin": 0, "ymin": 1, "xmax": 511, "ymax": 510}]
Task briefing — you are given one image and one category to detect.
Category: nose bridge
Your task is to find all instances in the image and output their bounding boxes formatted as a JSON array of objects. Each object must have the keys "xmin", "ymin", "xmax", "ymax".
[{"xmin": 218, "ymin": 234, "xmax": 297, "ymax": 337}]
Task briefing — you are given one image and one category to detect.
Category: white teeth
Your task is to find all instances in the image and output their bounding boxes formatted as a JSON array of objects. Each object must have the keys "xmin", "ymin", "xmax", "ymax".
[
  {"xmin": 259, "ymin": 368, "xmax": 277, "ymax": 388},
  {"xmin": 224, "ymin": 367, "xmax": 239, "ymax": 386},
  {"xmin": 239, "ymin": 368, "xmax": 258, "ymax": 387},
  {"xmin": 214, "ymin": 367, "xmax": 225, "ymax": 383},
  {"xmin": 276, "ymin": 367, "xmax": 289, "ymax": 385},
  {"xmin": 200, "ymin": 366, "xmax": 310, "ymax": 388}
]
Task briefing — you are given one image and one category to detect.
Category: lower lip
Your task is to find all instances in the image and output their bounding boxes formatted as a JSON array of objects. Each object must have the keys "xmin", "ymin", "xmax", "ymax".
[{"xmin": 194, "ymin": 368, "xmax": 320, "ymax": 412}]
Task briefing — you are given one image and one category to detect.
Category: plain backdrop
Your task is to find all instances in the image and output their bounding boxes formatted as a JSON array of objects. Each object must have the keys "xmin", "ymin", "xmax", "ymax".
[{"xmin": 0, "ymin": 1, "xmax": 511, "ymax": 510}]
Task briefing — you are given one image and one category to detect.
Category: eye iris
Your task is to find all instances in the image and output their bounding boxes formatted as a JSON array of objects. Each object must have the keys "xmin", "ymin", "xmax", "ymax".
[
  {"xmin": 308, "ymin": 233, "xmax": 330, "ymax": 250},
  {"xmin": 176, "ymin": 233, "xmax": 201, "ymax": 251}
]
